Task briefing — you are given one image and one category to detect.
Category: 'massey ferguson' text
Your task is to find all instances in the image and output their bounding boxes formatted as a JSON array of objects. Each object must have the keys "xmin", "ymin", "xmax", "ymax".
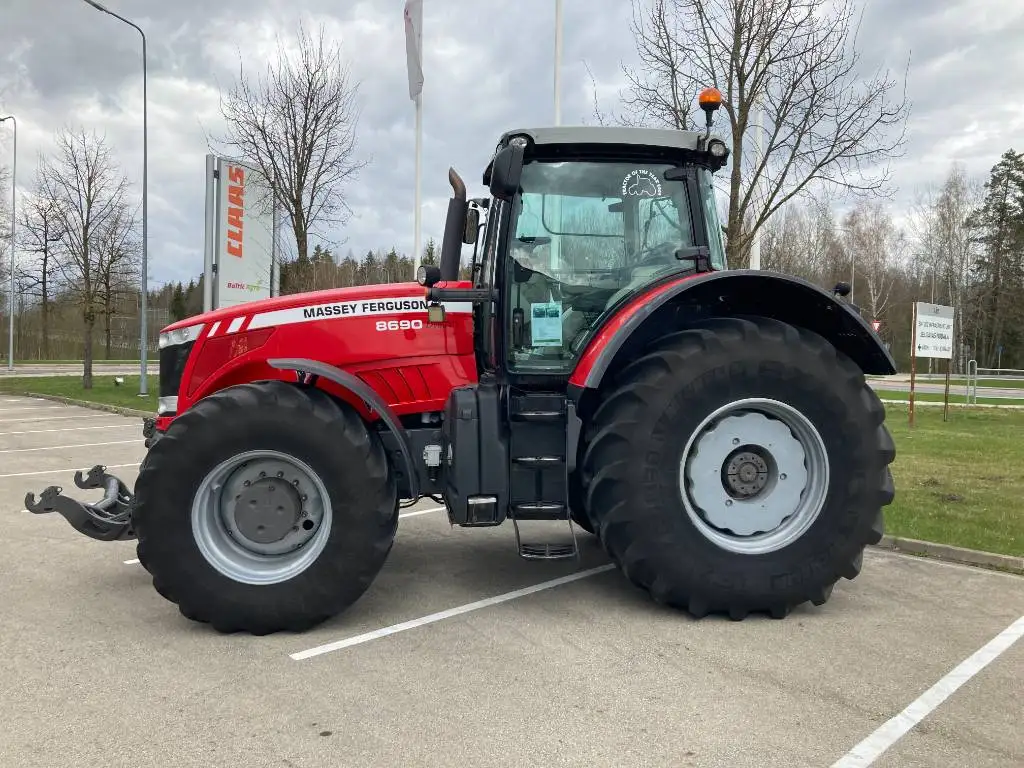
[{"xmin": 302, "ymin": 299, "xmax": 431, "ymax": 319}]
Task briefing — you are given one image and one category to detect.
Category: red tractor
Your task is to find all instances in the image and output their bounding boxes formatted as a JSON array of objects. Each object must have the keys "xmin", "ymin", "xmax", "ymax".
[{"xmin": 26, "ymin": 92, "xmax": 896, "ymax": 634}]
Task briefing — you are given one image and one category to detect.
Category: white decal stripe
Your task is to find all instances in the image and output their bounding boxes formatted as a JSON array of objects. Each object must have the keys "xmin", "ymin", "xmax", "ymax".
[
  {"xmin": 247, "ymin": 295, "xmax": 473, "ymax": 331},
  {"xmin": 208, "ymin": 321, "xmax": 220, "ymax": 337},
  {"xmin": 226, "ymin": 316, "xmax": 244, "ymax": 334}
]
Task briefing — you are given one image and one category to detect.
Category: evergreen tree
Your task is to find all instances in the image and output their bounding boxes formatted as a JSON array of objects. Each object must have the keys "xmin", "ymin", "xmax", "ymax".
[
  {"xmin": 971, "ymin": 149, "xmax": 1024, "ymax": 367},
  {"xmin": 170, "ymin": 283, "xmax": 187, "ymax": 321},
  {"xmin": 422, "ymin": 237, "xmax": 438, "ymax": 266}
]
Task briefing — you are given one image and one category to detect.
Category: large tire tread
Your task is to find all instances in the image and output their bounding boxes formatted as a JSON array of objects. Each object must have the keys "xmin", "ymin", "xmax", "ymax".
[
  {"xmin": 580, "ymin": 315, "xmax": 895, "ymax": 620},
  {"xmin": 133, "ymin": 380, "xmax": 398, "ymax": 635}
]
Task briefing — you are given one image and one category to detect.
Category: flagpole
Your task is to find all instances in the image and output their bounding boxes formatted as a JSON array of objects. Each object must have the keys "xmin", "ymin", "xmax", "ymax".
[
  {"xmin": 414, "ymin": 93, "xmax": 422, "ymax": 275},
  {"xmin": 404, "ymin": 0, "xmax": 424, "ymax": 276},
  {"xmin": 554, "ymin": 0, "xmax": 562, "ymax": 126}
]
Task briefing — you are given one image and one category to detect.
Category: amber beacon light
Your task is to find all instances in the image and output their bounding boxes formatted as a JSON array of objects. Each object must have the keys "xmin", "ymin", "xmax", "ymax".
[{"xmin": 699, "ymin": 87, "xmax": 723, "ymax": 110}]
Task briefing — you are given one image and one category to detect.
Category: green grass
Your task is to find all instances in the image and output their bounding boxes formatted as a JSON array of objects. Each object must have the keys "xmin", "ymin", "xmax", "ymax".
[
  {"xmin": 0, "ymin": 373, "xmax": 157, "ymax": 411},
  {"xmin": 883, "ymin": 403, "xmax": 1024, "ymax": 557}
]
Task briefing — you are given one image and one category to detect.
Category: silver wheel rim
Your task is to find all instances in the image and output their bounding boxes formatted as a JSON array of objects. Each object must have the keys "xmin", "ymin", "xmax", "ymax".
[
  {"xmin": 678, "ymin": 397, "xmax": 829, "ymax": 555},
  {"xmin": 191, "ymin": 449, "xmax": 332, "ymax": 585}
]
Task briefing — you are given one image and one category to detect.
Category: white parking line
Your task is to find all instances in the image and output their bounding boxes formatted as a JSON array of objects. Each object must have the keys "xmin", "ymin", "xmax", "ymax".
[
  {"xmin": 0, "ymin": 461, "xmax": 140, "ymax": 479},
  {"xmin": 0, "ymin": 439, "xmax": 140, "ymax": 454},
  {"xmin": 122, "ymin": 506, "xmax": 448, "ymax": 565},
  {"xmin": 290, "ymin": 564, "xmax": 617, "ymax": 661},
  {"xmin": 0, "ymin": 406, "xmax": 70, "ymax": 413},
  {"xmin": 398, "ymin": 505, "xmax": 445, "ymax": 519},
  {"xmin": 0, "ymin": 424, "xmax": 136, "ymax": 436},
  {"xmin": 0, "ymin": 414, "xmax": 112, "ymax": 425},
  {"xmin": 831, "ymin": 613, "xmax": 1024, "ymax": 767}
]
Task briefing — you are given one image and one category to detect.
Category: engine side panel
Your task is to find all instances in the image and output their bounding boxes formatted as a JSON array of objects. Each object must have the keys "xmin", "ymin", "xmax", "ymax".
[{"xmin": 173, "ymin": 283, "xmax": 478, "ymax": 418}]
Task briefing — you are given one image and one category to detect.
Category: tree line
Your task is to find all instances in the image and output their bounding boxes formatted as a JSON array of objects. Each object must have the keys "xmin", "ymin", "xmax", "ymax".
[{"xmin": 760, "ymin": 152, "xmax": 1024, "ymax": 372}]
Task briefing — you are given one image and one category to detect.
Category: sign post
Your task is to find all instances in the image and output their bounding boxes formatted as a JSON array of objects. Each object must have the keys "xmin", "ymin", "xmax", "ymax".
[
  {"xmin": 203, "ymin": 154, "xmax": 277, "ymax": 311},
  {"xmin": 911, "ymin": 301, "xmax": 955, "ymax": 425}
]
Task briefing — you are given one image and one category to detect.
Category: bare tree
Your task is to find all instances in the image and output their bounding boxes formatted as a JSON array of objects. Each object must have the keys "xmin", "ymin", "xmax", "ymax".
[
  {"xmin": 215, "ymin": 21, "xmax": 367, "ymax": 262},
  {"xmin": 613, "ymin": 0, "xmax": 911, "ymax": 267},
  {"xmin": 37, "ymin": 127, "xmax": 133, "ymax": 387},
  {"xmin": 17, "ymin": 168, "xmax": 68, "ymax": 359},
  {"xmin": 905, "ymin": 164, "xmax": 983, "ymax": 370},
  {"xmin": 839, "ymin": 200, "xmax": 903, "ymax": 322},
  {"xmin": 93, "ymin": 200, "xmax": 141, "ymax": 358}
]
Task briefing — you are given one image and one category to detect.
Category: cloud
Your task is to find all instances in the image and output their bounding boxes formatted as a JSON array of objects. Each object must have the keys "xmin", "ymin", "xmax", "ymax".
[{"xmin": 0, "ymin": 0, "xmax": 1021, "ymax": 293}]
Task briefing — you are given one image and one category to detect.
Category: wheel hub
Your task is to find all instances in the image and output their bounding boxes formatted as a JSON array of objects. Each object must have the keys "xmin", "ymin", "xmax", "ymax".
[
  {"xmin": 234, "ymin": 478, "xmax": 304, "ymax": 544},
  {"xmin": 678, "ymin": 398, "xmax": 830, "ymax": 555},
  {"xmin": 191, "ymin": 451, "xmax": 333, "ymax": 585},
  {"xmin": 723, "ymin": 449, "xmax": 770, "ymax": 498}
]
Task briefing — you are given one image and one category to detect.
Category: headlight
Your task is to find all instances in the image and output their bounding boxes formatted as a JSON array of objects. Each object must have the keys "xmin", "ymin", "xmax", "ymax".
[
  {"xmin": 708, "ymin": 138, "xmax": 728, "ymax": 158},
  {"xmin": 159, "ymin": 322, "xmax": 205, "ymax": 349}
]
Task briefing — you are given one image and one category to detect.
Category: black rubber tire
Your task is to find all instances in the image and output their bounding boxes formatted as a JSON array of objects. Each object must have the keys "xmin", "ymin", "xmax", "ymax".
[
  {"xmin": 580, "ymin": 316, "xmax": 895, "ymax": 620},
  {"xmin": 133, "ymin": 380, "xmax": 398, "ymax": 634},
  {"xmin": 568, "ymin": 471, "xmax": 596, "ymax": 535}
]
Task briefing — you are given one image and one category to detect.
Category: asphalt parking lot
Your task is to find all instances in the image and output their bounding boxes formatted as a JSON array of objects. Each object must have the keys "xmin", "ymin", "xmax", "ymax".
[{"xmin": 1, "ymin": 395, "xmax": 1022, "ymax": 768}]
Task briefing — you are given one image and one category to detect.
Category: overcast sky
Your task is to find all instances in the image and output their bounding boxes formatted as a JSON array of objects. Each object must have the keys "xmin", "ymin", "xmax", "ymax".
[{"xmin": 1, "ymin": 0, "xmax": 1022, "ymax": 291}]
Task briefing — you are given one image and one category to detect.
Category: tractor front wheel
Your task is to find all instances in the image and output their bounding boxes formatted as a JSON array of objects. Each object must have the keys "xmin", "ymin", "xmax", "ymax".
[
  {"xmin": 581, "ymin": 316, "xmax": 894, "ymax": 620},
  {"xmin": 133, "ymin": 380, "xmax": 398, "ymax": 634}
]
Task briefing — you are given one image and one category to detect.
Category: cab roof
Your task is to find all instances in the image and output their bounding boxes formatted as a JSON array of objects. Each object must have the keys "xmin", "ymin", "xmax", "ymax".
[{"xmin": 496, "ymin": 125, "xmax": 712, "ymax": 153}]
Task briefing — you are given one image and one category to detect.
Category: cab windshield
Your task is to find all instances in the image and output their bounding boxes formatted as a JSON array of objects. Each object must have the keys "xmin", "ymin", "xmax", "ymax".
[{"xmin": 506, "ymin": 158, "xmax": 708, "ymax": 372}]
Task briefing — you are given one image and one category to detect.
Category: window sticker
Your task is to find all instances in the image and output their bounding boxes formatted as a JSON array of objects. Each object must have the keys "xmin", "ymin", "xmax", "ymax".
[
  {"xmin": 621, "ymin": 169, "xmax": 662, "ymax": 197},
  {"xmin": 531, "ymin": 301, "xmax": 563, "ymax": 346}
]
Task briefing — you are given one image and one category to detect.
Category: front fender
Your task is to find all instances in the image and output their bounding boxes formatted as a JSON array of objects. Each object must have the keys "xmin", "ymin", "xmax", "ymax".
[
  {"xmin": 570, "ymin": 270, "xmax": 896, "ymax": 391},
  {"xmin": 268, "ymin": 358, "xmax": 421, "ymax": 499}
]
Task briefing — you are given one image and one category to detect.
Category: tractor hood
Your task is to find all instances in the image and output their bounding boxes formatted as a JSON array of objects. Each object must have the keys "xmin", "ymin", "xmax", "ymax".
[{"xmin": 159, "ymin": 282, "xmax": 430, "ymax": 337}]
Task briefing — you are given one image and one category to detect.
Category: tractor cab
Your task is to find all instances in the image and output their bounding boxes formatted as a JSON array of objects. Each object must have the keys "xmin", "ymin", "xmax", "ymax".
[
  {"xmin": 415, "ymin": 93, "xmax": 737, "ymax": 556},
  {"xmin": 421, "ymin": 94, "xmax": 731, "ymax": 386}
]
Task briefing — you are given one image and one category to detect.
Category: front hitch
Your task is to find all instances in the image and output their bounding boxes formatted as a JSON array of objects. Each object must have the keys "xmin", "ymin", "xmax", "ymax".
[{"xmin": 24, "ymin": 465, "xmax": 136, "ymax": 542}]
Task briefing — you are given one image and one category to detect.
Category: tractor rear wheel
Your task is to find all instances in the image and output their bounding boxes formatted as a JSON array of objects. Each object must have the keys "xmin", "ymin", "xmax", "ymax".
[
  {"xmin": 133, "ymin": 380, "xmax": 398, "ymax": 634},
  {"xmin": 581, "ymin": 316, "xmax": 894, "ymax": 620}
]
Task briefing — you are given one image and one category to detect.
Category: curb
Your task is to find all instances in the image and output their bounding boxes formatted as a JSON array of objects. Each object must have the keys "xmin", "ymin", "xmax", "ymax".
[
  {"xmin": 873, "ymin": 535, "xmax": 1024, "ymax": 575},
  {"xmin": 17, "ymin": 392, "xmax": 155, "ymax": 419}
]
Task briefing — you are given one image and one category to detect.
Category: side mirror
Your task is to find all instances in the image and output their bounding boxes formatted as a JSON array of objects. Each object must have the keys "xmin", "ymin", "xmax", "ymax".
[
  {"xmin": 463, "ymin": 205, "xmax": 480, "ymax": 244},
  {"xmin": 488, "ymin": 143, "xmax": 525, "ymax": 200}
]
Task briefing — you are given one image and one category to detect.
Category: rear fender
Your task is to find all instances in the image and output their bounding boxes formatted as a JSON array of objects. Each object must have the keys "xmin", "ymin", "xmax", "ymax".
[
  {"xmin": 570, "ymin": 270, "xmax": 896, "ymax": 393},
  {"xmin": 267, "ymin": 358, "xmax": 421, "ymax": 499}
]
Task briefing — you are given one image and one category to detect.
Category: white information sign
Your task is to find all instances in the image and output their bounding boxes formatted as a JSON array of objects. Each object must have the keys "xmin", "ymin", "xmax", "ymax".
[
  {"xmin": 913, "ymin": 302, "xmax": 954, "ymax": 360},
  {"xmin": 203, "ymin": 154, "xmax": 278, "ymax": 311}
]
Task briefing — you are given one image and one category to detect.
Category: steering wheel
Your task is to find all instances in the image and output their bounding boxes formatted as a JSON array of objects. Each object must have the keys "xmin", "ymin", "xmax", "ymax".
[{"xmin": 634, "ymin": 241, "xmax": 678, "ymax": 269}]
